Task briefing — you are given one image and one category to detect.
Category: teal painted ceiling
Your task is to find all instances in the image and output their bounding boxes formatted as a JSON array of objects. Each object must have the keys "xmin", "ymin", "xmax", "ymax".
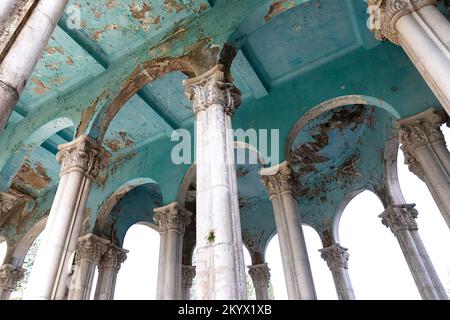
[{"xmin": 1, "ymin": 0, "xmax": 447, "ymax": 253}]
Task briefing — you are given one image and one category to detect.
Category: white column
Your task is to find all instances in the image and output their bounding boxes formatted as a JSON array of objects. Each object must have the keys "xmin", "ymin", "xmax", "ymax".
[
  {"xmin": 23, "ymin": 134, "xmax": 110, "ymax": 300},
  {"xmin": 183, "ymin": 64, "xmax": 247, "ymax": 300},
  {"xmin": 260, "ymin": 162, "xmax": 317, "ymax": 300},
  {"xmin": 181, "ymin": 265, "xmax": 196, "ymax": 300},
  {"xmin": 380, "ymin": 203, "xmax": 447, "ymax": 300},
  {"xmin": 67, "ymin": 234, "xmax": 109, "ymax": 300},
  {"xmin": 319, "ymin": 244, "xmax": 355, "ymax": 300},
  {"xmin": 94, "ymin": 244, "xmax": 128, "ymax": 300},
  {"xmin": 247, "ymin": 263, "xmax": 271, "ymax": 300},
  {"xmin": 397, "ymin": 108, "xmax": 450, "ymax": 229},
  {"xmin": 368, "ymin": 0, "xmax": 450, "ymax": 115},
  {"xmin": 0, "ymin": 264, "xmax": 24, "ymax": 300},
  {"xmin": 154, "ymin": 202, "xmax": 192, "ymax": 300},
  {"xmin": 0, "ymin": 0, "xmax": 70, "ymax": 130}
]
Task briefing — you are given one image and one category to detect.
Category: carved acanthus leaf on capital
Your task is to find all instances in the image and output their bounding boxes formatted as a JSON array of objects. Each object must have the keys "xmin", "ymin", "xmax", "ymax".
[
  {"xmin": 379, "ymin": 203, "xmax": 419, "ymax": 234},
  {"xmin": 0, "ymin": 264, "xmax": 25, "ymax": 290},
  {"xmin": 56, "ymin": 134, "xmax": 110, "ymax": 180},
  {"xmin": 74, "ymin": 234, "xmax": 109, "ymax": 264},
  {"xmin": 153, "ymin": 202, "xmax": 192, "ymax": 234},
  {"xmin": 98, "ymin": 244, "xmax": 128, "ymax": 272},
  {"xmin": 260, "ymin": 163, "xmax": 294, "ymax": 198},
  {"xmin": 181, "ymin": 265, "xmax": 196, "ymax": 287},
  {"xmin": 368, "ymin": 0, "xmax": 437, "ymax": 44},
  {"xmin": 182, "ymin": 65, "xmax": 241, "ymax": 116},
  {"xmin": 247, "ymin": 263, "xmax": 271, "ymax": 286},
  {"xmin": 320, "ymin": 244, "xmax": 350, "ymax": 271}
]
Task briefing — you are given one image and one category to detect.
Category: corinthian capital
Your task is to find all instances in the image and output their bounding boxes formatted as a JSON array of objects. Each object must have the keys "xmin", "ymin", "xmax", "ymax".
[
  {"xmin": 56, "ymin": 134, "xmax": 110, "ymax": 180},
  {"xmin": 182, "ymin": 64, "xmax": 241, "ymax": 116},
  {"xmin": 98, "ymin": 244, "xmax": 128, "ymax": 272},
  {"xmin": 153, "ymin": 202, "xmax": 192, "ymax": 234},
  {"xmin": 320, "ymin": 244, "xmax": 350, "ymax": 271},
  {"xmin": 379, "ymin": 203, "xmax": 419, "ymax": 234},
  {"xmin": 0, "ymin": 264, "xmax": 25, "ymax": 290},
  {"xmin": 247, "ymin": 263, "xmax": 271, "ymax": 286},
  {"xmin": 181, "ymin": 265, "xmax": 196, "ymax": 288},
  {"xmin": 260, "ymin": 162, "xmax": 293, "ymax": 199},
  {"xmin": 368, "ymin": 0, "xmax": 437, "ymax": 44},
  {"xmin": 74, "ymin": 234, "xmax": 109, "ymax": 264}
]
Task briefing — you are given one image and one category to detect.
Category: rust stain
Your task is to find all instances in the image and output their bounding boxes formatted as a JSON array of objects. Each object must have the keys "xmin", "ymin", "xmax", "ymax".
[
  {"xmin": 130, "ymin": 2, "xmax": 152, "ymax": 20},
  {"xmin": 164, "ymin": 0, "xmax": 185, "ymax": 13},
  {"xmin": 93, "ymin": 30, "xmax": 103, "ymax": 41},
  {"xmin": 45, "ymin": 62, "xmax": 59, "ymax": 71},
  {"xmin": 45, "ymin": 46, "xmax": 65, "ymax": 55},
  {"xmin": 31, "ymin": 78, "xmax": 50, "ymax": 95},
  {"xmin": 16, "ymin": 160, "xmax": 51, "ymax": 189},
  {"xmin": 106, "ymin": 0, "xmax": 116, "ymax": 9},
  {"xmin": 66, "ymin": 57, "xmax": 74, "ymax": 65},
  {"xmin": 106, "ymin": 130, "xmax": 135, "ymax": 152},
  {"xmin": 52, "ymin": 75, "xmax": 65, "ymax": 85},
  {"xmin": 264, "ymin": 0, "xmax": 296, "ymax": 22}
]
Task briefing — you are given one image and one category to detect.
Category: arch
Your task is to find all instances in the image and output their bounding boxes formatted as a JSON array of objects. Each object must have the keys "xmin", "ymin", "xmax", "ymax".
[
  {"xmin": 0, "ymin": 236, "xmax": 7, "ymax": 265},
  {"xmin": 285, "ymin": 95, "xmax": 400, "ymax": 162},
  {"xmin": 10, "ymin": 217, "xmax": 47, "ymax": 268},
  {"xmin": 0, "ymin": 116, "xmax": 74, "ymax": 191},
  {"xmin": 94, "ymin": 177, "xmax": 160, "ymax": 236}
]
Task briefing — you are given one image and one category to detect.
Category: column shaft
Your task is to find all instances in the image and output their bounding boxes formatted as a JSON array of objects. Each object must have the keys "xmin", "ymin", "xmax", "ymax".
[
  {"xmin": 248, "ymin": 263, "xmax": 271, "ymax": 300},
  {"xmin": 183, "ymin": 64, "xmax": 246, "ymax": 300},
  {"xmin": 94, "ymin": 244, "xmax": 127, "ymax": 300}
]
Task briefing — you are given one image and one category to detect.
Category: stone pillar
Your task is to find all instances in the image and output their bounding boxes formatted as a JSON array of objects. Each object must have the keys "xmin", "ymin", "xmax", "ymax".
[
  {"xmin": 94, "ymin": 244, "xmax": 128, "ymax": 300},
  {"xmin": 183, "ymin": 64, "xmax": 247, "ymax": 300},
  {"xmin": 319, "ymin": 244, "xmax": 355, "ymax": 300},
  {"xmin": 380, "ymin": 203, "xmax": 447, "ymax": 299},
  {"xmin": 260, "ymin": 162, "xmax": 317, "ymax": 300},
  {"xmin": 24, "ymin": 134, "xmax": 110, "ymax": 300},
  {"xmin": 397, "ymin": 108, "xmax": 450, "ymax": 229},
  {"xmin": 368, "ymin": 0, "xmax": 450, "ymax": 115},
  {"xmin": 0, "ymin": 264, "xmax": 24, "ymax": 300},
  {"xmin": 67, "ymin": 234, "xmax": 109, "ymax": 300},
  {"xmin": 0, "ymin": 0, "xmax": 69, "ymax": 131},
  {"xmin": 153, "ymin": 202, "xmax": 192, "ymax": 300},
  {"xmin": 181, "ymin": 265, "xmax": 196, "ymax": 300},
  {"xmin": 247, "ymin": 263, "xmax": 271, "ymax": 300}
]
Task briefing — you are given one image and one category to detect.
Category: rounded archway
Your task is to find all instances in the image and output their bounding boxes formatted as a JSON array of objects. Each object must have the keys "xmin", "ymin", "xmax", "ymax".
[{"xmin": 0, "ymin": 238, "xmax": 7, "ymax": 265}]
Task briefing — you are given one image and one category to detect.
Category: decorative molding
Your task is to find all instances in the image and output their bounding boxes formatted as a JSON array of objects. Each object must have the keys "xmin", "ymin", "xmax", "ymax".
[
  {"xmin": 0, "ymin": 264, "xmax": 25, "ymax": 290},
  {"xmin": 153, "ymin": 202, "xmax": 192, "ymax": 234},
  {"xmin": 368, "ymin": 0, "xmax": 437, "ymax": 44},
  {"xmin": 183, "ymin": 64, "xmax": 241, "ymax": 116},
  {"xmin": 181, "ymin": 265, "xmax": 196, "ymax": 287},
  {"xmin": 319, "ymin": 244, "xmax": 350, "ymax": 271},
  {"xmin": 247, "ymin": 263, "xmax": 271, "ymax": 286},
  {"xmin": 74, "ymin": 234, "xmax": 109, "ymax": 264},
  {"xmin": 260, "ymin": 162, "xmax": 293, "ymax": 198},
  {"xmin": 379, "ymin": 203, "xmax": 419, "ymax": 234},
  {"xmin": 97, "ymin": 244, "xmax": 128, "ymax": 272},
  {"xmin": 56, "ymin": 134, "xmax": 111, "ymax": 180}
]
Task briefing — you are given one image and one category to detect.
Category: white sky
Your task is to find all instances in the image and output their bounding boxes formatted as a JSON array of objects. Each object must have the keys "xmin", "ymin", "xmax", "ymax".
[{"xmin": 1, "ymin": 128, "xmax": 450, "ymax": 300}]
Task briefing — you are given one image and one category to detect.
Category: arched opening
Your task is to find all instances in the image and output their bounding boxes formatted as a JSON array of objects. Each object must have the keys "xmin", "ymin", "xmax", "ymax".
[
  {"xmin": 397, "ymin": 124, "xmax": 450, "ymax": 295},
  {"xmin": 243, "ymin": 246, "xmax": 255, "ymax": 300},
  {"xmin": 114, "ymin": 223, "xmax": 160, "ymax": 300},
  {"xmin": 0, "ymin": 239, "xmax": 7, "ymax": 264},
  {"xmin": 265, "ymin": 234, "xmax": 286, "ymax": 300},
  {"xmin": 339, "ymin": 191, "xmax": 420, "ymax": 299}
]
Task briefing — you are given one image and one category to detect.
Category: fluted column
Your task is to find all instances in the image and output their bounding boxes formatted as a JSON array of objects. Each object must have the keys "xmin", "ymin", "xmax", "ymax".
[
  {"xmin": 67, "ymin": 234, "xmax": 109, "ymax": 300},
  {"xmin": 260, "ymin": 162, "xmax": 316, "ymax": 300},
  {"xmin": 94, "ymin": 244, "xmax": 128, "ymax": 300},
  {"xmin": 0, "ymin": 0, "xmax": 70, "ymax": 130},
  {"xmin": 182, "ymin": 64, "xmax": 247, "ymax": 300},
  {"xmin": 397, "ymin": 108, "xmax": 450, "ymax": 228},
  {"xmin": 247, "ymin": 263, "xmax": 271, "ymax": 300},
  {"xmin": 24, "ymin": 134, "xmax": 110, "ymax": 300},
  {"xmin": 181, "ymin": 265, "xmax": 196, "ymax": 300},
  {"xmin": 368, "ymin": 0, "xmax": 450, "ymax": 115},
  {"xmin": 380, "ymin": 203, "xmax": 447, "ymax": 299},
  {"xmin": 154, "ymin": 202, "xmax": 192, "ymax": 300},
  {"xmin": 0, "ymin": 264, "xmax": 24, "ymax": 300},
  {"xmin": 320, "ymin": 244, "xmax": 355, "ymax": 300}
]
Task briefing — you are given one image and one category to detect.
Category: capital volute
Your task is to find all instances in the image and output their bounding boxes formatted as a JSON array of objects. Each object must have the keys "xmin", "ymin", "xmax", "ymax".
[
  {"xmin": 74, "ymin": 234, "xmax": 109, "ymax": 264},
  {"xmin": 56, "ymin": 134, "xmax": 111, "ymax": 180},
  {"xmin": 319, "ymin": 244, "xmax": 350, "ymax": 271},
  {"xmin": 153, "ymin": 202, "xmax": 192, "ymax": 234},
  {"xmin": 247, "ymin": 263, "xmax": 271, "ymax": 286},
  {"xmin": 260, "ymin": 162, "xmax": 294, "ymax": 199},
  {"xmin": 182, "ymin": 64, "xmax": 241, "ymax": 116},
  {"xmin": 379, "ymin": 203, "xmax": 419, "ymax": 234},
  {"xmin": 98, "ymin": 244, "xmax": 128, "ymax": 271},
  {"xmin": 368, "ymin": 0, "xmax": 437, "ymax": 44}
]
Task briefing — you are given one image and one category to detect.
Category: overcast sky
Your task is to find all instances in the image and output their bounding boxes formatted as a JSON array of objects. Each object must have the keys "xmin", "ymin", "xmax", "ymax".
[{"xmin": 1, "ymin": 129, "xmax": 450, "ymax": 300}]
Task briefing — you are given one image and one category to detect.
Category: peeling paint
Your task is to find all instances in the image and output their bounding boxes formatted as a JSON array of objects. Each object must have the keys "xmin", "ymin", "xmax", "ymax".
[
  {"xmin": 15, "ymin": 160, "xmax": 51, "ymax": 190},
  {"xmin": 164, "ymin": 0, "xmax": 185, "ymax": 13},
  {"xmin": 264, "ymin": 0, "xmax": 296, "ymax": 22}
]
